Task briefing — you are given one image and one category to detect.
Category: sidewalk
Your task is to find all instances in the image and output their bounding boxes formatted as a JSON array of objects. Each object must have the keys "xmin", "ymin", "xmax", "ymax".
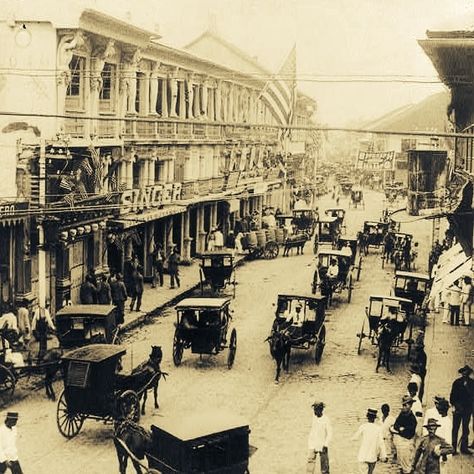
[
  {"xmin": 423, "ymin": 310, "xmax": 474, "ymax": 473},
  {"xmin": 120, "ymin": 254, "xmax": 247, "ymax": 332}
]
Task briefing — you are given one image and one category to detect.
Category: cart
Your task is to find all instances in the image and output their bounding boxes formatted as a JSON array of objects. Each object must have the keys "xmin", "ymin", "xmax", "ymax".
[
  {"xmin": 324, "ymin": 208, "xmax": 346, "ymax": 228},
  {"xmin": 312, "ymin": 249, "xmax": 354, "ymax": 304},
  {"xmin": 240, "ymin": 230, "xmax": 279, "ymax": 260},
  {"xmin": 292, "ymin": 207, "xmax": 318, "ymax": 237},
  {"xmin": 56, "ymin": 344, "xmax": 160, "ymax": 438},
  {"xmin": 172, "ymin": 298, "xmax": 237, "ymax": 369},
  {"xmin": 56, "ymin": 305, "xmax": 121, "ymax": 348},
  {"xmin": 393, "ymin": 271, "xmax": 431, "ymax": 310},
  {"xmin": 357, "ymin": 295, "xmax": 414, "ymax": 355},
  {"xmin": 313, "ymin": 216, "xmax": 340, "ymax": 255},
  {"xmin": 271, "ymin": 294, "xmax": 327, "ymax": 363},
  {"xmin": 198, "ymin": 252, "xmax": 236, "ymax": 297},
  {"xmin": 362, "ymin": 221, "xmax": 390, "ymax": 251},
  {"xmin": 337, "ymin": 236, "xmax": 363, "ymax": 281},
  {"xmin": 147, "ymin": 410, "xmax": 251, "ymax": 474},
  {"xmin": 382, "ymin": 232, "xmax": 413, "ymax": 271}
]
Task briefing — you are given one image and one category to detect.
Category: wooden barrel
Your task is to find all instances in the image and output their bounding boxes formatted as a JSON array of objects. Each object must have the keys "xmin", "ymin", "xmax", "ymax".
[
  {"xmin": 275, "ymin": 228, "xmax": 285, "ymax": 244},
  {"xmin": 266, "ymin": 228, "xmax": 276, "ymax": 242},
  {"xmin": 247, "ymin": 231, "xmax": 257, "ymax": 247},
  {"xmin": 256, "ymin": 230, "xmax": 267, "ymax": 247}
]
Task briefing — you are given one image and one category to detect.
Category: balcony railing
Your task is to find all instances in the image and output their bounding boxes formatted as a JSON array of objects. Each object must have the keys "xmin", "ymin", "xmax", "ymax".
[
  {"xmin": 181, "ymin": 181, "xmax": 197, "ymax": 200},
  {"xmin": 64, "ymin": 117, "xmax": 87, "ymax": 138},
  {"xmin": 210, "ymin": 176, "xmax": 225, "ymax": 193},
  {"xmin": 198, "ymin": 178, "xmax": 212, "ymax": 196},
  {"xmin": 97, "ymin": 119, "xmax": 117, "ymax": 139}
]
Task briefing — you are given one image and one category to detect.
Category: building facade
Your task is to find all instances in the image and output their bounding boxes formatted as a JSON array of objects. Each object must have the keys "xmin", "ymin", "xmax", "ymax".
[{"xmin": 0, "ymin": 9, "xmax": 318, "ymax": 312}]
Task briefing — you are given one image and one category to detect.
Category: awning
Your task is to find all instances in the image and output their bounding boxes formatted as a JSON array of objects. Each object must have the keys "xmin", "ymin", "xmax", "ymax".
[
  {"xmin": 109, "ymin": 205, "xmax": 186, "ymax": 229},
  {"xmin": 429, "ymin": 251, "xmax": 473, "ymax": 300},
  {"xmin": 436, "ymin": 243, "xmax": 464, "ymax": 270}
]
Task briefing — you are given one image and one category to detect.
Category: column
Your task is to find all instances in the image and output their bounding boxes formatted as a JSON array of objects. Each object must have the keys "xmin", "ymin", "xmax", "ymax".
[
  {"xmin": 193, "ymin": 84, "xmax": 200, "ymax": 119},
  {"xmin": 197, "ymin": 205, "xmax": 206, "ymax": 253},
  {"xmin": 200, "ymin": 81, "xmax": 208, "ymax": 119},
  {"xmin": 160, "ymin": 75, "xmax": 169, "ymax": 117},
  {"xmin": 208, "ymin": 86, "xmax": 215, "ymax": 121},
  {"xmin": 139, "ymin": 159, "xmax": 149, "ymax": 187},
  {"xmin": 126, "ymin": 158, "xmax": 134, "ymax": 189},
  {"xmin": 212, "ymin": 203, "xmax": 218, "ymax": 228},
  {"xmin": 186, "ymin": 76, "xmax": 194, "ymax": 119},
  {"xmin": 128, "ymin": 69, "xmax": 138, "ymax": 114},
  {"xmin": 178, "ymin": 81, "xmax": 186, "ymax": 119},
  {"xmin": 234, "ymin": 87, "xmax": 241, "ymax": 122},
  {"xmin": 169, "ymin": 71, "xmax": 178, "ymax": 117},
  {"xmin": 148, "ymin": 158, "xmax": 156, "ymax": 185},
  {"xmin": 141, "ymin": 73, "xmax": 151, "ymax": 116},
  {"xmin": 182, "ymin": 210, "xmax": 192, "ymax": 260},
  {"xmin": 215, "ymin": 81, "xmax": 222, "ymax": 121},
  {"xmin": 149, "ymin": 65, "xmax": 159, "ymax": 115},
  {"xmin": 167, "ymin": 217, "xmax": 174, "ymax": 248}
]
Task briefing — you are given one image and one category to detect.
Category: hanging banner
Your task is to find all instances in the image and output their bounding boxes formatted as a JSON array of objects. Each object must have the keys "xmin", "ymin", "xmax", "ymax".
[{"xmin": 356, "ymin": 151, "xmax": 395, "ymax": 170}]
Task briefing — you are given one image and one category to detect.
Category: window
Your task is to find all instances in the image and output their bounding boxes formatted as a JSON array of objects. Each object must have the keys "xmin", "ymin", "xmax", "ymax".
[
  {"xmin": 135, "ymin": 72, "xmax": 145, "ymax": 114},
  {"xmin": 66, "ymin": 55, "xmax": 85, "ymax": 110},
  {"xmin": 99, "ymin": 63, "xmax": 116, "ymax": 112}
]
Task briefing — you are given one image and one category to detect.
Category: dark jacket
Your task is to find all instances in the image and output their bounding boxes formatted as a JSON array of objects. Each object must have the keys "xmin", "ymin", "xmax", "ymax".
[
  {"xmin": 167, "ymin": 252, "xmax": 180, "ymax": 274},
  {"xmin": 450, "ymin": 377, "xmax": 474, "ymax": 414},
  {"xmin": 412, "ymin": 434, "xmax": 453, "ymax": 474},
  {"xmin": 393, "ymin": 411, "xmax": 417, "ymax": 440},
  {"xmin": 134, "ymin": 273, "xmax": 144, "ymax": 294},
  {"xmin": 110, "ymin": 280, "xmax": 128, "ymax": 303},
  {"xmin": 97, "ymin": 281, "xmax": 112, "ymax": 305},
  {"xmin": 80, "ymin": 281, "xmax": 97, "ymax": 304}
]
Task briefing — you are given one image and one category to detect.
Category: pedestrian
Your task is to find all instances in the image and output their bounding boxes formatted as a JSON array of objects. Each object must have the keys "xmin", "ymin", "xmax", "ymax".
[
  {"xmin": 461, "ymin": 276, "xmax": 472, "ymax": 326},
  {"xmin": 407, "ymin": 382, "xmax": 423, "ymax": 421},
  {"xmin": 411, "ymin": 418, "xmax": 453, "ymax": 473},
  {"xmin": 167, "ymin": 246, "xmax": 181, "ymax": 289},
  {"xmin": 449, "ymin": 364, "xmax": 474, "ymax": 454},
  {"xmin": 97, "ymin": 274, "xmax": 111, "ymax": 305},
  {"xmin": 207, "ymin": 228, "xmax": 216, "ymax": 251},
  {"xmin": 129, "ymin": 266, "xmax": 144, "ymax": 312},
  {"xmin": 152, "ymin": 244, "xmax": 165, "ymax": 288},
  {"xmin": 0, "ymin": 412, "xmax": 23, "ymax": 474},
  {"xmin": 306, "ymin": 401, "xmax": 332, "ymax": 474},
  {"xmin": 380, "ymin": 403, "xmax": 395, "ymax": 460},
  {"xmin": 214, "ymin": 227, "xmax": 224, "ymax": 250},
  {"xmin": 79, "ymin": 274, "xmax": 97, "ymax": 304},
  {"xmin": 31, "ymin": 301, "xmax": 55, "ymax": 361},
  {"xmin": 390, "ymin": 395, "xmax": 417, "ymax": 474},
  {"xmin": 449, "ymin": 280, "xmax": 462, "ymax": 326},
  {"xmin": 110, "ymin": 273, "xmax": 127, "ymax": 325},
  {"xmin": 352, "ymin": 408, "xmax": 387, "ymax": 473},
  {"xmin": 441, "ymin": 286, "xmax": 451, "ymax": 324},
  {"xmin": 16, "ymin": 303, "xmax": 31, "ymax": 343},
  {"xmin": 235, "ymin": 232, "xmax": 244, "ymax": 254}
]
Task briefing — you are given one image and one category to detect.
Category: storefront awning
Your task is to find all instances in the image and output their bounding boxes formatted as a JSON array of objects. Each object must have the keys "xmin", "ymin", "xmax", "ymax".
[
  {"xmin": 109, "ymin": 205, "xmax": 186, "ymax": 229},
  {"xmin": 429, "ymin": 250, "xmax": 473, "ymax": 300}
]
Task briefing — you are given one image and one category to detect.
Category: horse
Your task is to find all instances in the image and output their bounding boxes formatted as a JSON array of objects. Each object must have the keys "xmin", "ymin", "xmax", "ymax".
[
  {"xmin": 375, "ymin": 320, "xmax": 398, "ymax": 373},
  {"xmin": 266, "ymin": 329, "xmax": 291, "ymax": 383},
  {"xmin": 114, "ymin": 419, "xmax": 156, "ymax": 474},
  {"xmin": 283, "ymin": 233, "xmax": 308, "ymax": 257},
  {"xmin": 129, "ymin": 345, "xmax": 167, "ymax": 415}
]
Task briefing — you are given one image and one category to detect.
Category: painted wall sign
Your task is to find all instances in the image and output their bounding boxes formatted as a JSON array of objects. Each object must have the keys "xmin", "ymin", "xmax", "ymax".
[
  {"xmin": 120, "ymin": 183, "xmax": 182, "ymax": 215},
  {"xmin": 0, "ymin": 201, "xmax": 28, "ymax": 219}
]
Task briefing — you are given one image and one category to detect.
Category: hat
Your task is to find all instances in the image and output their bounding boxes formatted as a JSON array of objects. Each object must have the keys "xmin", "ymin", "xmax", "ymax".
[
  {"xmin": 459, "ymin": 365, "xmax": 473, "ymax": 375},
  {"xmin": 312, "ymin": 401, "xmax": 324, "ymax": 409},
  {"xmin": 402, "ymin": 395, "xmax": 414, "ymax": 405},
  {"xmin": 367, "ymin": 408, "xmax": 378, "ymax": 418},
  {"xmin": 423, "ymin": 418, "xmax": 441, "ymax": 429},
  {"xmin": 6, "ymin": 412, "xmax": 18, "ymax": 420}
]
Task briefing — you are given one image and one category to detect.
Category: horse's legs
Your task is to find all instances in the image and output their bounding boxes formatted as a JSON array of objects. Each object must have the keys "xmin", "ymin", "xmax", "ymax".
[
  {"xmin": 153, "ymin": 381, "xmax": 159, "ymax": 409},
  {"xmin": 131, "ymin": 458, "xmax": 143, "ymax": 474},
  {"xmin": 141, "ymin": 390, "xmax": 147, "ymax": 415},
  {"xmin": 275, "ymin": 358, "xmax": 281, "ymax": 382}
]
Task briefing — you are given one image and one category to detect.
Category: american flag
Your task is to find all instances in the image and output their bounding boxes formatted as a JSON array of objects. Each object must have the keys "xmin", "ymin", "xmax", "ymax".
[
  {"xmin": 88, "ymin": 146, "xmax": 105, "ymax": 191},
  {"xmin": 259, "ymin": 45, "xmax": 297, "ymax": 141},
  {"xmin": 59, "ymin": 177, "xmax": 73, "ymax": 192}
]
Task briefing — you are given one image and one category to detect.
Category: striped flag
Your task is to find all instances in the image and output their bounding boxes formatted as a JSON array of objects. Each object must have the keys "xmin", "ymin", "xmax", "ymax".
[
  {"xmin": 259, "ymin": 45, "xmax": 297, "ymax": 139},
  {"xmin": 88, "ymin": 146, "xmax": 105, "ymax": 191},
  {"xmin": 59, "ymin": 177, "xmax": 73, "ymax": 192}
]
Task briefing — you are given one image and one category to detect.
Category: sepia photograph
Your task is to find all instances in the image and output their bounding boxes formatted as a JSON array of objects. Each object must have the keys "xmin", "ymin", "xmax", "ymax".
[{"xmin": 0, "ymin": 0, "xmax": 473, "ymax": 472}]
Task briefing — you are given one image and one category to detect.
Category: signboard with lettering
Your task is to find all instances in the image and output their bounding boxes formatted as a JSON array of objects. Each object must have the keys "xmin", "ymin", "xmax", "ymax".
[
  {"xmin": 356, "ymin": 151, "xmax": 395, "ymax": 171},
  {"xmin": 0, "ymin": 201, "xmax": 29, "ymax": 220},
  {"xmin": 120, "ymin": 183, "xmax": 182, "ymax": 215}
]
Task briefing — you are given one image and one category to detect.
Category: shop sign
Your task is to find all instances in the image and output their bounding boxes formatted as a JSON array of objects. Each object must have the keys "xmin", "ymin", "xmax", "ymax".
[
  {"xmin": 356, "ymin": 151, "xmax": 395, "ymax": 170},
  {"xmin": 0, "ymin": 201, "xmax": 28, "ymax": 219},
  {"xmin": 120, "ymin": 183, "xmax": 182, "ymax": 215}
]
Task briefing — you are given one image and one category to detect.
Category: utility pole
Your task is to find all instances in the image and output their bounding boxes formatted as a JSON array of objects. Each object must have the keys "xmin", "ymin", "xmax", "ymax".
[{"xmin": 37, "ymin": 138, "xmax": 46, "ymax": 308}]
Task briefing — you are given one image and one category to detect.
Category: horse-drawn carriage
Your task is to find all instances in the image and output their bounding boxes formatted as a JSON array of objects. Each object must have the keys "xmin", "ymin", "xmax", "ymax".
[
  {"xmin": 312, "ymin": 249, "xmax": 354, "ymax": 304},
  {"xmin": 291, "ymin": 207, "xmax": 318, "ymax": 237},
  {"xmin": 56, "ymin": 344, "xmax": 163, "ymax": 438},
  {"xmin": 384, "ymin": 183, "xmax": 407, "ymax": 203},
  {"xmin": 381, "ymin": 232, "xmax": 413, "ymax": 271},
  {"xmin": 146, "ymin": 410, "xmax": 251, "ymax": 474},
  {"xmin": 198, "ymin": 252, "xmax": 236, "ymax": 297},
  {"xmin": 361, "ymin": 221, "xmax": 390, "ymax": 253},
  {"xmin": 337, "ymin": 236, "xmax": 362, "ymax": 281},
  {"xmin": 267, "ymin": 294, "xmax": 327, "ymax": 381},
  {"xmin": 313, "ymin": 216, "xmax": 340, "ymax": 255},
  {"xmin": 340, "ymin": 180, "xmax": 354, "ymax": 196},
  {"xmin": 393, "ymin": 271, "xmax": 431, "ymax": 310},
  {"xmin": 349, "ymin": 188, "xmax": 365, "ymax": 209},
  {"xmin": 172, "ymin": 298, "xmax": 237, "ymax": 369},
  {"xmin": 56, "ymin": 305, "xmax": 122, "ymax": 348},
  {"xmin": 356, "ymin": 295, "xmax": 414, "ymax": 371},
  {"xmin": 324, "ymin": 208, "xmax": 346, "ymax": 228}
]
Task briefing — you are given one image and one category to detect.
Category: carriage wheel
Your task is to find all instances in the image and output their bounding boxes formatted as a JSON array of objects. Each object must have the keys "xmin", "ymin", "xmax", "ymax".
[
  {"xmin": 264, "ymin": 241, "xmax": 279, "ymax": 259},
  {"xmin": 0, "ymin": 365, "xmax": 16, "ymax": 401},
  {"xmin": 118, "ymin": 390, "xmax": 140, "ymax": 423},
  {"xmin": 173, "ymin": 330, "xmax": 184, "ymax": 366},
  {"xmin": 227, "ymin": 328, "xmax": 237, "ymax": 369},
  {"xmin": 357, "ymin": 320, "xmax": 366, "ymax": 355},
  {"xmin": 347, "ymin": 275, "xmax": 353, "ymax": 303},
  {"xmin": 56, "ymin": 390, "xmax": 84, "ymax": 439},
  {"xmin": 356, "ymin": 256, "xmax": 362, "ymax": 281},
  {"xmin": 315, "ymin": 325, "xmax": 326, "ymax": 364}
]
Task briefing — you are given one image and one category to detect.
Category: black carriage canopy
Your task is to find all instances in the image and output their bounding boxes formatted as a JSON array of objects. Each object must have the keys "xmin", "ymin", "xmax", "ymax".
[
  {"xmin": 368, "ymin": 295, "xmax": 414, "ymax": 318},
  {"xmin": 175, "ymin": 298, "xmax": 231, "ymax": 310},
  {"xmin": 395, "ymin": 271, "xmax": 430, "ymax": 282},
  {"xmin": 55, "ymin": 305, "xmax": 117, "ymax": 318},
  {"xmin": 317, "ymin": 249, "xmax": 352, "ymax": 260},
  {"xmin": 61, "ymin": 344, "xmax": 126, "ymax": 363}
]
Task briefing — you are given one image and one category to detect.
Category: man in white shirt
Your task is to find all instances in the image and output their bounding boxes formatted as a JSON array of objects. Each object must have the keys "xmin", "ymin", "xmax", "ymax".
[
  {"xmin": 449, "ymin": 280, "xmax": 462, "ymax": 326},
  {"xmin": 352, "ymin": 408, "xmax": 387, "ymax": 473},
  {"xmin": 307, "ymin": 401, "xmax": 332, "ymax": 474},
  {"xmin": 379, "ymin": 403, "xmax": 396, "ymax": 459},
  {"xmin": 327, "ymin": 259, "xmax": 339, "ymax": 280},
  {"xmin": 32, "ymin": 302, "xmax": 56, "ymax": 359},
  {"xmin": 0, "ymin": 412, "xmax": 22, "ymax": 474},
  {"xmin": 341, "ymin": 242, "xmax": 353, "ymax": 259},
  {"xmin": 285, "ymin": 302, "xmax": 304, "ymax": 327},
  {"xmin": 213, "ymin": 227, "xmax": 224, "ymax": 250}
]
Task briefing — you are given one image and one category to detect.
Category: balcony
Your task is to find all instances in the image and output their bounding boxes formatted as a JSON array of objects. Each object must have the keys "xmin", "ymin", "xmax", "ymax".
[
  {"xmin": 176, "ymin": 123, "xmax": 192, "ymax": 138},
  {"xmin": 210, "ymin": 176, "xmax": 225, "ymax": 193},
  {"xmin": 198, "ymin": 178, "xmax": 212, "ymax": 196}
]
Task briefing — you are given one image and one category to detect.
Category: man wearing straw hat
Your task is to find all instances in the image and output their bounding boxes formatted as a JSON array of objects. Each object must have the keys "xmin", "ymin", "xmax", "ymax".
[
  {"xmin": 0, "ymin": 412, "xmax": 22, "ymax": 473},
  {"xmin": 351, "ymin": 408, "xmax": 387, "ymax": 473},
  {"xmin": 411, "ymin": 418, "xmax": 453, "ymax": 473}
]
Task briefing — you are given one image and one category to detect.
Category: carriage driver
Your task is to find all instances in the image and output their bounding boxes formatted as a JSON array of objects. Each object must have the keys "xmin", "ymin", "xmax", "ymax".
[
  {"xmin": 285, "ymin": 301, "xmax": 304, "ymax": 327},
  {"xmin": 327, "ymin": 259, "xmax": 339, "ymax": 280}
]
